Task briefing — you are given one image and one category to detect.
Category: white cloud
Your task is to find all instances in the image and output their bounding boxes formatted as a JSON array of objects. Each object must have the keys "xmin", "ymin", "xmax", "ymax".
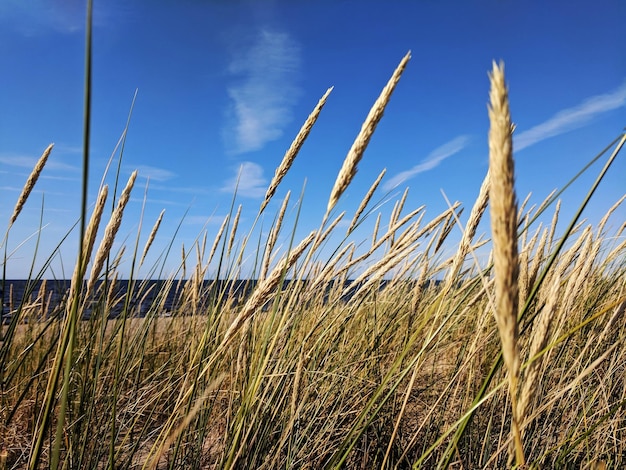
[
  {"xmin": 134, "ymin": 165, "xmax": 177, "ymax": 182},
  {"xmin": 149, "ymin": 184, "xmax": 210, "ymax": 196},
  {"xmin": 55, "ymin": 143, "xmax": 83, "ymax": 155},
  {"xmin": 224, "ymin": 29, "xmax": 301, "ymax": 154},
  {"xmin": 383, "ymin": 136, "xmax": 470, "ymax": 191},
  {"xmin": 0, "ymin": 155, "xmax": 40, "ymax": 169},
  {"xmin": 0, "ymin": 153, "xmax": 79, "ymax": 172},
  {"xmin": 515, "ymin": 81, "xmax": 626, "ymax": 151},
  {"xmin": 42, "ymin": 174, "xmax": 81, "ymax": 182},
  {"xmin": 182, "ymin": 214, "xmax": 238, "ymax": 227},
  {"xmin": 221, "ymin": 161, "xmax": 267, "ymax": 198}
]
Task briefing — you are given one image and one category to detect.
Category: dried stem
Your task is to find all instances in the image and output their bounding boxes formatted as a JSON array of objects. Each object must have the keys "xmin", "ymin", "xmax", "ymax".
[
  {"xmin": 261, "ymin": 87, "xmax": 333, "ymax": 213},
  {"xmin": 488, "ymin": 61, "xmax": 524, "ymax": 466},
  {"xmin": 327, "ymin": 52, "xmax": 410, "ymax": 214},
  {"xmin": 9, "ymin": 143, "xmax": 54, "ymax": 227}
]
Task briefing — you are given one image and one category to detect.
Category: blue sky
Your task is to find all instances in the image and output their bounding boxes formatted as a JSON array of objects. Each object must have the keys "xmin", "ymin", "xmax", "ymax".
[{"xmin": 1, "ymin": 0, "xmax": 625, "ymax": 279}]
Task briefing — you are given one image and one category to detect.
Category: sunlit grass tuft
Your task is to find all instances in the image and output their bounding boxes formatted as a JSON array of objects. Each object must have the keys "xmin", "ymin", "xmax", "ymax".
[{"xmin": 1, "ymin": 47, "xmax": 626, "ymax": 470}]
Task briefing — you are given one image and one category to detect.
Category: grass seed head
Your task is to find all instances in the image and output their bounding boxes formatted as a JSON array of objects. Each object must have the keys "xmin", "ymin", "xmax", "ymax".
[
  {"xmin": 488, "ymin": 60, "xmax": 524, "ymax": 465},
  {"xmin": 9, "ymin": 143, "xmax": 54, "ymax": 227},
  {"xmin": 89, "ymin": 171, "xmax": 137, "ymax": 286},
  {"xmin": 140, "ymin": 209, "xmax": 165, "ymax": 266},
  {"xmin": 261, "ymin": 87, "xmax": 333, "ymax": 213},
  {"xmin": 327, "ymin": 52, "xmax": 410, "ymax": 214},
  {"xmin": 83, "ymin": 185, "xmax": 110, "ymax": 298},
  {"xmin": 347, "ymin": 168, "xmax": 386, "ymax": 234}
]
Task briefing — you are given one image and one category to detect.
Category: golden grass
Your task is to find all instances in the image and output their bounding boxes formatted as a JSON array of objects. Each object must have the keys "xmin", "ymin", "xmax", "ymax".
[
  {"xmin": 487, "ymin": 61, "xmax": 524, "ymax": 465},
  {"xmin": 88, "ymin": 170, "xmax": 137, "ymax": 286},
  {"xmin": 260, "ymin": 191, "xmax": 290, "ymax": 281},
  {"xmin": 141, "ymin": 209, "xmax": 165, "ymax": 267},
  {"xmin": 327, "ymin": 52, "xmax": 410, "ymax": 215},
  {"xmin": 348, "ymin": 168, "xmax": 386, "ymax": 234},
  {"xmin": 2, "ymin": 58, "xmax": 625, "ymax": 470},
  {"xmin": 8, "ymin": 143, "xmax": 54, "ymax": 228},
  {"xmin": 261, "ymin": 87, "xmax": 333, "ymax": 214},
  {"xmin": 222, "ymin": 230, "xmax": 317, "ymax": 347},
  {"xmin": 83, "ymin": 185, "xmax": 109, "ymax": 299},
  {"xmin": 444, "ymin": 171, "xmax": 490, "ymax": 291}
]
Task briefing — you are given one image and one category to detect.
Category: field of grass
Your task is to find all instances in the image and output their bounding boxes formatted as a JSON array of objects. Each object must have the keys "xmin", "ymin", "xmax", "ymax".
[{"xmin": 1, "ymin": 42, "xmax": 626, "ymax": 470}]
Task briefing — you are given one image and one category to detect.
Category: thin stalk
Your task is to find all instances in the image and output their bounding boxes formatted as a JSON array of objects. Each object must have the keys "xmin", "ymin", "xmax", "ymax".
[
  {"xmin": 29, "ymin": 2, "xmax": 92, "ymax": 468},
  {"xmin": 52, "ymin": 1, "xmax": 93, "ymax": 467}
]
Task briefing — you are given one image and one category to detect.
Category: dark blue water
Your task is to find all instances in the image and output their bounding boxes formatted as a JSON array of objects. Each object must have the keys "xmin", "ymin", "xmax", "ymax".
[
  {"xmin": 1, "ymin": 278, "xmax": 437, "ymax": 324},
  {"xmin": 0, "ymin": 279, "xmax": 253, "ymax": 323}
]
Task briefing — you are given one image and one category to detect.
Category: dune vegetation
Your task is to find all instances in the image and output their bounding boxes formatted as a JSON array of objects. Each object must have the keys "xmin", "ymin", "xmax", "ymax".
[{"xmin": 1, "ymin": 13, "xmax": 626, "ymax": 469}]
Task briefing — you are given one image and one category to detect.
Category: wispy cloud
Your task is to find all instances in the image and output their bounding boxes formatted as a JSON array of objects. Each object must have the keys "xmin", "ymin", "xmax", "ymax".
[
  {"xmin": 148, "ymin": 184, "xmax": 211, "ymax": 198},
  {"xmin": 221, "ymin": 161, "xmax": 267, "ymax": 198},
  {"xmin": 0, "ymin": 186, "xmax": 23, "ymax": 192},
  {"xmin": 515, "ymin": 81, "xmax": 626, "ymax": 151},
  {"xmin": 182, "ymin": 214, "xmax": 236, "ymax": 227},
  {"xmin": 133, "ymin": 165, "xmax": 177, "ymax": 182},
  {"xmin": 129, "ymin": 196, "xmax": 188, "ymax": 208},
  {"xmin": 55, "ymin": 143, "xmax": 83, "ymax": 155},
  {"xmin": 0, "ymin": 153, "xmax": 79, "ymax": 173},
  {"xmin": 383, "ymin": 136, "xmax": 470, "ymax": 191},
  {"xmin": 224, "ymin": 28, "xmax": 301, "ymax": 154},
  {"xmin": 42, "ymin": 174, "xmax": 81, "ymax": 182},
  {"xmin": 0, "ymin": 155, "xmax": 41, "ymax": 169}
]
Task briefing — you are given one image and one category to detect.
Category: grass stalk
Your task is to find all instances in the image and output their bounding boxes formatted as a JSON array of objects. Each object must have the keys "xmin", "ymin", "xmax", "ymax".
[
  {"xmin": 487, "ymin": 61, "xmax": 521, "ymax": 464},
  {"xmin": 1, "ymin": 44, "xmax": 624, "ymax": 470}
]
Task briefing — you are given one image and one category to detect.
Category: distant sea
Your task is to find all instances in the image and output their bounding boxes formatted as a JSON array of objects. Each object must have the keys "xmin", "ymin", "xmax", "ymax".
[
  {"xmin": 1, "ymin": 278, "xmax": 434, "ymax": 324},
  {"xmin": 0, "ymin": 279, "xmax": 254, "ymax": 322}
]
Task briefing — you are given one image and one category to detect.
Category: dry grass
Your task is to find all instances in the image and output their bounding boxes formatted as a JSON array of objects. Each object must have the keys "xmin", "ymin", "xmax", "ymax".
[
  {"xmin": 261, "ymin": 87, "xmax": 333, "ymax": 214},
  {"xmin": 326, "ymin": 52, "xmax": 410, "ymax": 215},
  {"xmin": 348, "ymin": 168, "xmax": 387, "ymax": 234},
  {"xmin": 141, "ymin": 209, "xmax": 165, "ymax": 267},
  {"xmin": 8, "ymin": 143, "xmax": 54, "ymax": 228},
  {"xmin": 487, "ymin": 61, "xmax": 524, "ymax": 465},
  {"xmin": 89, "ymin": 170, "xmax": 137, "ymax": 286},
  {"xmin": 2, "ymin": 56, "xmax": 626, "ymax": 470}
]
